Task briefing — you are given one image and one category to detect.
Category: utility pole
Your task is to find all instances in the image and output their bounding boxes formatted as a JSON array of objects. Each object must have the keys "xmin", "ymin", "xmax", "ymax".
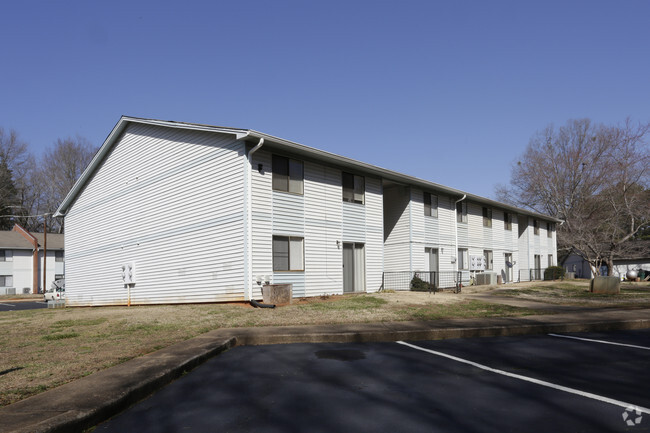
[{"xmin": 42, "ymin": 214, "xmax": 48, "ymax": 293}]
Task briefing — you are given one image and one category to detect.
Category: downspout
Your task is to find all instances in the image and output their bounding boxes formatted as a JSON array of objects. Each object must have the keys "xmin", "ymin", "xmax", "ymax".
[
  {"xmin": 453, "ymin": 195, "xmax": 466, "ymax": 278},
  {"xmin": 244, "ymin": 137, "xmax": 264, "ymax": 301}
]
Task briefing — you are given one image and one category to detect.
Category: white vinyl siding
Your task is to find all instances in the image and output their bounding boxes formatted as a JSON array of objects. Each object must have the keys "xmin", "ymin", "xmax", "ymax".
[
  {"xmin": 64, "ymin": 123, "xmax": 246, "ymax": 306},
  {"xmin": 383, "ymin": 185, "xmax": 411, "ymax": 272}
]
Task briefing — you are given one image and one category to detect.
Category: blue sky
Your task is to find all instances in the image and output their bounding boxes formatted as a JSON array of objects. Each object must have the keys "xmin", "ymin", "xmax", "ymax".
[{"xmin": 2, "ymin": 0, "xmax": 649, "ymax": 198}]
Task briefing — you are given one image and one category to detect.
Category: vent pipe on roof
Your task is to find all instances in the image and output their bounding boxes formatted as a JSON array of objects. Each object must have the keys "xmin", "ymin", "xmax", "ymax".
[{"xmin": 244, "ymin": 137, "xmax": 264, "ymax": 301}]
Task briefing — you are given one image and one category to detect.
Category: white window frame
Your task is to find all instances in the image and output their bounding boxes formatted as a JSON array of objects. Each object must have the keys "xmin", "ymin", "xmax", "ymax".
[
  {"xmin": 483, "ymin": 207, "xmax": 492, "ymax": 228},
  {"xmin": 504, "ymin": 212, "xmax": 512, "ymax": 231},
  {"xmin": 272, "ymin": 236, "xmax": 305, "ymax": 271},
  {"xmin": 0, "ymin": 275, "xmax": 13, "ymax": 287},
  {"xmin": 342, "ymin": 172, "xmax": 365, "ymax": 204},
  {"xmin": 0, "ymin": 250, "xmax": 12, "ymax": 262},
  {"xmin": 272, "ymin": 155, "xmax": 304, "ymax": 195},
  {"xmin": 456, "ymin": 201, "xmax": 467, "ymax": 223},
  {"xmin": 424, "ymin": 193, "xmax": 438, "ymax": 218}
]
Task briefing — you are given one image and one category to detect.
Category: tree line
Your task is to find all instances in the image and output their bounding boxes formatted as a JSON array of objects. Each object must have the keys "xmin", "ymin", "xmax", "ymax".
[
  {"xmin": 497, "ymin": 118, "xmax": 650, "ymax": 276},
  {"xmin": 0, "ymin": 128, "xmax": 97, "ymax": 233}
]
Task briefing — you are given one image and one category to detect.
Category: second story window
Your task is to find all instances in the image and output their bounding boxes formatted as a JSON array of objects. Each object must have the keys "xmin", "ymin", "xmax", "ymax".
[
  {"xmin": 55, "ymin": 251, "xmax": 64, "ymax": 262},
  {"xmin": 424, "ymin": 193, "xmax": 438, "ymax": 217},
  {"xmin": 547, "ymin": 222, "xmax": 553, "ymax": 238},
  {"xmin": 0, "ymin": 250, "xmax": 12, "ymax": 262},
  {"xmin": 482, "ymin": 207, "xmax": 492, "ymax": 227},
  {"xmin": 504, "ymin": 212, "xmax": 513, "ymax": 231},
  {"xmin": 534, "ymin": 219, "xmax": 539, "ymax": 235},
  {"xmin": 456, "ymin": 201, "xmax": 467, "ymax": 223},
  {"xmin": 342, "ymin": 172, "xmax": 365, "ymax": 204},
  {"xmin": 272, "ymin": 155, "xmax": 303, "ymax": 194}
]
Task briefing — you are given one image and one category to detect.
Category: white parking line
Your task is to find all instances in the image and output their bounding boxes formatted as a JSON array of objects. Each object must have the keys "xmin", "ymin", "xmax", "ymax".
[
  {"xmin": 548, "ymin": 333, "xmax": 650, "ymax": 350},
  {"xmin": 0, "ymin": 303, "xmax": 15, "ymax": 307},
  {"xmin": 397, "ymin": 340, "xmax": 650, "ymax": 415}
]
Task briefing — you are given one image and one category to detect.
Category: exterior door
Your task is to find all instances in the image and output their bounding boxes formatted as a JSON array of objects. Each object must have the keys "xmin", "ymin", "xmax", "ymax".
[
  {"xmin": 343, "ymin": 243, "xmax": 365, "ymax": 293},
  {"xmin": 534, "ymin": 254, "xmax": 541, "ymax": 280},
  {"xmin": 504, "ymin": 253, "xmax": 513, "ymax": 283},
  {"xmin": 426, "ymin": 247, "xmax": 439, "ymax": 287}
]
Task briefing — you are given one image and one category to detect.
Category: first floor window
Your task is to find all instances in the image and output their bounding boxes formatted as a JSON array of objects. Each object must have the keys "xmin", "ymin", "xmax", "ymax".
[
  {"xmin": 483, "ymin": 250, "xmax": 493, "ymax": 270},
  {"xmin": 0, "ymin": 275, "xmax": 13, "ymax": 286},
  {"xmin": 458, "ymin": 248, "xmax": 469, "ymax": 270},
  {"xmin": 273, "ymin": 236, "xmax": 304, "ymax": 271},
  {"xmin": 342, "ymin": 172, "xmax": 365, "ymax": 204},
  {"xmin": 548, "ymin": 254, "xmax": 554, "ymax": 267}
]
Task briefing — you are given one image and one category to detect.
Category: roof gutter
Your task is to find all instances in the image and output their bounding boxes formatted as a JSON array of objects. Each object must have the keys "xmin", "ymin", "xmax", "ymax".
[{"xmin": 243, "ymin": 136, "xmax": 264, "ymax": 301}]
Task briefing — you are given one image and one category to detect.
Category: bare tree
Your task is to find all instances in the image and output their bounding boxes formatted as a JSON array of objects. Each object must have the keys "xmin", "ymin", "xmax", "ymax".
[
  {"xmin": 35, "ymin": 136, "xmax": 97, "ymax": 232},
  {"xmin": 497, "ymin": 118, "xmax": 650, "ymax": 275},
  {"xmin": 0, "ymin": 128, "xmax": 36, "ymax": 230}
]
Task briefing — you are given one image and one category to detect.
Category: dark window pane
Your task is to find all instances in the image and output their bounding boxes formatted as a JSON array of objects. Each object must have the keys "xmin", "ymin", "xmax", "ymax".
[
  {"xmin": 342, "ymin": 172, "xmax": 354, "ymax": 202},
  {"xmin": 288, "ymin": 159, "xmax": 303, "ymax": 194},
  {"xmin": 272, "ymin": 236, "xmax": 289, "ymax": 271},
  {"xmin": 272, "ymin": 156, "xmax": 289, "ymax": 192},
  {"xmin": 353, "ymin": 175, "xmax": 364, "ymax": 204}
]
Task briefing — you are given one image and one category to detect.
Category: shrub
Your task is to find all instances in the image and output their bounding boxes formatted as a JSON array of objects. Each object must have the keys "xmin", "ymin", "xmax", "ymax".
[
  {"xmin": 544, "ymin": 266, "xmax": 566, "ymax": 280},
  {"xmin": 411, "ymin": 275, "xmax": 435, "ymax": 292}
]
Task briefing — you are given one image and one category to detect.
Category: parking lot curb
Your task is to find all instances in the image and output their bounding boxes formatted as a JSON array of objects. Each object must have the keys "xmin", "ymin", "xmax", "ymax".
[
  {"xmin": 1, "ymin": 309, "xmax": 649, "ymax": 433},
  {"xmin": 0, "ymin": 336, "xmax": 236, "ymax": 433}
]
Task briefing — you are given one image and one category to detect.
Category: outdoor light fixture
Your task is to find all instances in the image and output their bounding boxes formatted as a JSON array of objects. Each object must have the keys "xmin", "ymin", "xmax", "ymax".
[
  {"xmin": 336, "ymin": 240, "xmax": 341, "ymax": 249},
  {"xmin": 257, "ymin": 163, "xmax": 264, "ymax": 173}
]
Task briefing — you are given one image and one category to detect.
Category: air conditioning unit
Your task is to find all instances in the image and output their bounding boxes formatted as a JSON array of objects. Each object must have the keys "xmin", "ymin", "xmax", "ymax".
[{"xmin": 476, "ymin": 272, "xmax": 498, "ymax": 285}]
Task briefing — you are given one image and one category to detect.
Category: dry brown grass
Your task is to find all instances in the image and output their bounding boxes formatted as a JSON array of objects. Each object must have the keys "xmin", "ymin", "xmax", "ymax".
[
  {"xmin": 0, "ymin": 291, "xmax": 541, "ymax": 406},
  {"xmin": 490, "ymin": 280, "xmax": 650, "ymax": 306}
]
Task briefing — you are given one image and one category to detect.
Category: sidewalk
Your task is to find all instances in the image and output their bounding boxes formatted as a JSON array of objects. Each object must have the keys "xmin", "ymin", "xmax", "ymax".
[{"xmin": 1, "ymin": 304, "xmax": 649, "ymax": 433}]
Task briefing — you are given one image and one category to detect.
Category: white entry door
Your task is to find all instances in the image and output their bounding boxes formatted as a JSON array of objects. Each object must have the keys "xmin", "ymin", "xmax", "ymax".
[
  {"xmin": 504, "ymin": 253, "xmax": 513, "ymax": 283},
  {"xmin": 343, "ymin": 243, "xmax": 365, "ymax": 293}
]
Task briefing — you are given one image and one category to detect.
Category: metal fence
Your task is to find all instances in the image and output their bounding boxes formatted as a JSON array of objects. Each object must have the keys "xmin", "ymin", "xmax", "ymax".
[
  {"xmin": 518, "ymin": 268, "xmax": 552, "ymax": 282},
  {"xmin": 382, "ymin": 271, "xmax": 468, "ymax": 293}
]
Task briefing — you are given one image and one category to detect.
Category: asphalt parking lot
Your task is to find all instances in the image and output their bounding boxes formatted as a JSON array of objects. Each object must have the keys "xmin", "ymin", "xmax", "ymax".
[
  {"xmin": 0, "ymin": 300, "xmax": 46, "ymax": 312},
  {"xmin": 97, "ymin": 329, "xmax": 650, "ymax": 432}
]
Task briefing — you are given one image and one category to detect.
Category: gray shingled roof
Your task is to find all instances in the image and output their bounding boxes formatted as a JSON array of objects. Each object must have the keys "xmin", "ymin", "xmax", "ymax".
[{"xmin": 0, "ymin": 231, "xmax": 64, "ymax": 250}]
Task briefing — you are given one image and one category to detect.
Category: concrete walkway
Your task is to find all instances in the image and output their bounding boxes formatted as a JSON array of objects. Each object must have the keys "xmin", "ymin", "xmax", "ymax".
[{"xmin": 1, "ymin": 303, "xmax": 649, "ymax": 433}]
